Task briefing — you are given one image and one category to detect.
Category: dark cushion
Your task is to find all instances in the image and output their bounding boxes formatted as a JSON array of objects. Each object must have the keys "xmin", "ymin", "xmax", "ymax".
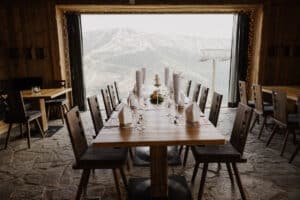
[
  {"xmin": 45, "ymin": 98, "xmax": 66, "ymax": 104},
  {"xmin": 27, "ymin": 110, "xmax": 42, "ymax": 121},
  {"xmin": 192, "ymin": 143, "xmax": 242, "ymax": 163},
  {"xmin": 75, "ymin": 146, "xmax": 128, "ymax": 169},
  {"xmin": 248, "ymin": 100, "xmax": 271, "ymax": 108},
  {"xmin": 288, "ymin": 113, "xmax": 299, "ymax": 126},
  {"xmin": 263, "ymin": 105, "xmax": 273, "ymax": 114}
]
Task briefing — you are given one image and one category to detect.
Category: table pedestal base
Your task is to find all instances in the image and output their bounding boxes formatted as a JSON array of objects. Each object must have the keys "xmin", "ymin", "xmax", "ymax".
[{"xmin": 127, "ymin": 176, "xmax": 192, "ymax": 200}]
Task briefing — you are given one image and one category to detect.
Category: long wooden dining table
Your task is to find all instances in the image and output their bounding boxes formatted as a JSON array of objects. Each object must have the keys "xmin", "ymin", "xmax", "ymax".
[
  {"xmin": 93, "ymin": 103, "xmax": 226, "ymax": 199},
  {"xmin": 22, "ymin": 88, "xmax": 72, "ymax": 131},
  {"xmin": 262, "ymin": 85, "xmax": 300, "ymax": 101}
]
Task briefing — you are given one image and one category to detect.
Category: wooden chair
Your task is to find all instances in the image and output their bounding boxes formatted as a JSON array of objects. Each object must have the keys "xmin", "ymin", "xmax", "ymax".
[
  {"xmin": 65, "ymin": 106, "xmax": 128, "ymax": 200},
  {"xmin": 4, "ymin": 91, "xmax": 45, "ymax": 149},
  {"xmin": 45, "ymin": 80, "xmax": 69, "ymax": 124},
  {"xmin": 183, "ymin": 92, "xmax": 223, "ymax": 166},
  {"xmin": 114, "ymin": 81, "xmax": 121, "ymax": 104},
  {"xmin": 249, "ymin": 84, "xmax": 273, "ymax": 139},
  {"xmin": 108, "ymin": 84, "xmax": 118, "ymax": 111},
  {"xmin": 266, "ymin": 90, "xmax": 298, "ymax": 156},
  {"xmin": 101, "ymin": 89, "xmax": 113, "ymax": 121},
  {"xmin": 87, "ymin": 95, "xmax": 104, "ymax": 137},
  {"xmin": 191, "ymin": 103, "xmax": 253, "ymax": 200},
  {"xmin": 192, "ymin": 83, "xmax": 201, "ymax": 103},
  {"xmin": 199, "ymin": 86, "xmax": 209, "ymax": 113},
  {"xmin": 290, "ymin": 97, "xmax": 300, "ymax": 163},
  {"xmin": 186, "ymin": 80, "xmax": 192, "ymax": 97},
  {"xmin": 239, "ymin": 80, "xmax": 270, "ymax": 107}
]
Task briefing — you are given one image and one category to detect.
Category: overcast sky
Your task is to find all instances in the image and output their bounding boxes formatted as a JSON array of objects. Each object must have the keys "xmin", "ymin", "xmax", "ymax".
[{"xmin": 81, "ymin": 14, "xmax": 234, "ymax": 38}]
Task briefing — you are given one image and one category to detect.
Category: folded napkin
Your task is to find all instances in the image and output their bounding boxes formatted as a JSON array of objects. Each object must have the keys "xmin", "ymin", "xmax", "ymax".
[
  {"xmin": 119, "ymin": 105, "xmax": 133, "ymax": 127},
  {"xmin": 165, "ymin": 67, "xmax": 169, "ymax": 86},
  {"xmin": 178, "ymin": 92, "xmax": 185, "ymax": 108},
  {"xmin": 136, "ymin": 70, "xmax": 143, "ymax": 98},
  {"xmin": 185, "ymin": 102, "xmax": 201, "ymax": 125},
  {"xmin": 142, "ymin": 67, "xmax": 146, "ymax": 84},
  {"xmin": 128, "ymin": 93, "xmax": 138, "ymax": 109}
]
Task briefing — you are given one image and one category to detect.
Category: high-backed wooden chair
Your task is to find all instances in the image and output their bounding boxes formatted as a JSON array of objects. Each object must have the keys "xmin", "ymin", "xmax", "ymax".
[
  {"xmin": 4, "ymin": 91, "xmax": 45, "ymax": 149},
  {"xmin": 191, "ymin": 103, "xmax": 253, "ymax": 200},
  {"xmin": 182, "ymin": 92, "xmax": 223, "ymax": 166},
  {"xmin": 199, "ymin": 86, "xmax": 209, "ymax": 113},
  {"xmin": 192, "ymin": 83, "xmax": 201, "ymax": 103},
  {"xmin": 266, "ymin": 90, "xmax": 298, "ymax": 156},
  {"xmin": 108, "ymin": 84, "xmax": 118, "ymax": 111},
  {"xmin": 249, "ymin": 84, "xmax": 273, "ymax": 139},
  {"xmin": 114, "ymin": 81, "xmax": 121, "ymax": 104},
  {"xmin": 65, "ymin": 106, "xmax": 128, "ymax": 200},
  {"xmin": 87, "ymin": 95, "xmax": 104, "ymax": 137},
  {"xmin": 45, "ymin": 80, "xmax": 69, "ymax": 124},
  {"xmin": 101, "ymin": 89, "xmax": 113, "ymax": 121},
  {"xmin": 290, "ymin": 97, "xmax": 300, "ymax": 163},
  {"xmin": 186, "ymin": 80, "xmax": 192, "ymax": 97}
]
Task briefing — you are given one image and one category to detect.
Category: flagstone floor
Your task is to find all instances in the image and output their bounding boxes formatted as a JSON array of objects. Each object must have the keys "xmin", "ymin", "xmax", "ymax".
[{"xmin": 0, "ymin": 108, "xmax": 299, "ymax": 200}]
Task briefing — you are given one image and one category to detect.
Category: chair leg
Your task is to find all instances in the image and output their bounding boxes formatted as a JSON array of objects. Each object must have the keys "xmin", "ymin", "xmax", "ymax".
[
  {"xmin": 289, "ymin": 144, "xmax": 300, "ymax": 163},
  {"xmin": 266, "ymin": 124, "xmax": 278, "ymax": 147},
  {"xmin": 292, "ymin": 130, "xmax": 297, "ymax": 145},
  {"xmin": 60, "ymin": 105, "xmax": 65, "ymax": 124},
  {"xmin": 75, "ymin": 169, "xmax": 90, "ymax": 200},
  {"xmin": 4, "ymin": 123, "xmax": 13, "ymax": 149},
  {"xmin": 179, "ymin": 145, "xmax": 184, "ymax": 155},
  {"xmin": 249, "ymin": 113, "xmax": 258, "ymax": 132},
  {"xmin": 183, "ymin": 145, "xmax": 190, "ymax": 167},
  {"xmin": 112, "ymin": 169, "xmax": 122, "ymax": 200},
  {"xmin": 191, "ymin": 162, "xmax": 200, "ymax": 184},
  {"xmin": 47, "ymin": 105, "xmax": 51, "ymax": 120},
  {"xmin": 226, "ymin": 162, "xmax": 234, "ymax": 184},
  {"xmin": 280, "ymin": 128, "xmax": 289, "ymax": 156},
  {"xmin": 19, "ymin": 123, "xmax": 23, "ymax": 136},
  {"xmin": 232, "ymin": 163, "xmax": 247, "ymax": 200},
  {"xmin": 35, "ymin": 119, "xmax": 45, "ymax": 138},
  {"xmin": 119, "ymin": 167, "xmax": 128, "ymax": 190},
  {"xmin": 129, "ymin": 148, "xmax": 134, "ymax": 160},
  {"xmin": 63, "ymin": 103, "xmax": 69, "ymax": 112},
  {"xmin": 198, "ymin": 162, "xmax": 208, "ymax": 200},
  {"xmin": 258, "ymin": 116, "xmax": 266, "ymax": 139},
  {"xmin": 26, "ymin": 122, "xmax": 31, "ymax": 149}
]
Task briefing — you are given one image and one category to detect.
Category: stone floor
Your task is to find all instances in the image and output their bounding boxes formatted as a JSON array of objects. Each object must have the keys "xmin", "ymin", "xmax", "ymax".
[{"xmin": 0, "ymin": 108, "xmax": 300, "ymax": 200}]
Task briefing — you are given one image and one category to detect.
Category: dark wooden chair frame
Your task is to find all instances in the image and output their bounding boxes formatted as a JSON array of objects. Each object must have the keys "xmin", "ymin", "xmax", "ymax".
[{"xmin": 101, "ymin": 88, "xmax": 113, "ymax": 121}]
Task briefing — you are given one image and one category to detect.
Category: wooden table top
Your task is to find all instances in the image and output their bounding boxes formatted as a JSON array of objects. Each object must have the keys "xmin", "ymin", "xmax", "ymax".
[
  {"xmin": 262, "ymin": 85, "xmax": 300, "ymax": 101},
  {"xmin": 22, "ymin": 88, "xmax": 72, "ymax": 99},
  {"xmin": 93, "ymin": 106, "xmax": 226, "ymax": 148}
]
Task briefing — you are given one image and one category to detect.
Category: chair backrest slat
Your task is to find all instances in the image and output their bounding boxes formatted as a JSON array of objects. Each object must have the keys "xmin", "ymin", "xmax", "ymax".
[
  {"xmin": 230, "ymin": 103, "xmax": 253, "ymax": 155},
  {"xmin": 199, "ymin": 86, "xmax": 209, "ymax": 113},
  {"xmin": 272, "ymin": 90, "xmax": 287, "ymax": 125},
  {"xmin": 253, "ymin": 84, "xmax": 264, "ymax": 114},
  {"xmin": 208, "ymin": 92, "xmax": 223, "ymax": 127},
  {"xmin": 192, "ymin": 83, "xmax": 201, "ymax": 103},
  {"xmin": 108, "ymin": 85, "xmax": 117, "ymax": 110},
  {"xmin": 5, "ymin": 91, "xmax": 27, "ymax": 123},
  {"xmin": 238, "ymin": 80, "xmax": 248, "ymax": 105},
  {"xmin": 186, "ymin": 80, "xmax": 192, "ymax": 97},
  {"xmin": 101, "ymin": 89, "xmax": 113, "ymax": 120},
  {"xmin": 87, "ymin": 95, "xmax": 104, "ymax": 136},
  {"xmin": 114, "ymin": 81, "xmax": 121, "ymax": 104},
  {"xmin": 65, "ymin": 106, "xmax": 88, "ymax": 163}
]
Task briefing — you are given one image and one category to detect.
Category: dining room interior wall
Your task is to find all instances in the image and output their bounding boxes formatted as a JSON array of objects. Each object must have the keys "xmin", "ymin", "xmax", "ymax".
[{"xmin": 0, "ymin": 0, "xmax": 299, "ymax": 133}]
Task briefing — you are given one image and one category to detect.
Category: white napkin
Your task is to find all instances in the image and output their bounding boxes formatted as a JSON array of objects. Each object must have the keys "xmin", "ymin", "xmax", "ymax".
[
  {"xmin": 128, "ymin": 93, "xmax": 138, "ymax": 109},
  {"xmin": 185, "ymin": 102, "xmax": 201, "ymax": 125},
  {"xmin": 118, "ymin": 105, "xmax": 133, "ymax": 127},
  {"xmin": 136, "ymin": 70, "xmax": 143, "ymax": 98},
  {"xmin": 173, "ymin": 73, "xmax": 182, "ymax": 104},
  {"xmin": 165, "ymin": 67, "xmax": 169, "ymax": 86},
  {"xmin": 178, "ymin": 92, "xmax": 185, "ymax": 108},
  {"xmin": 142, "ymin": 67, "xmax": 146, "ymax": 84}
]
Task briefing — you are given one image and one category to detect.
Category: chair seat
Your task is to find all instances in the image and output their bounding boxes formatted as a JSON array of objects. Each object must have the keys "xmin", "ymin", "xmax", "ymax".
[
  {"xmin": 191, "ymin": 143, "xmax": 242, "ymax": 163},
  {"xmin": 45, "ymin": 98, "xmax": 66, "ymax": 104},
  {"xmin": 288, "ymin": 113, "xmax": 299, "ymax": 126},
  {"xmin": 74, "ymin": 146, "xmax": 128, "ymax": 169},
  {"xmin": 27, "ymin": 110, "xmax": 42, "ymax": 121},
  {"xmin": 248, "ymin": 100, "xmax": 271, "ymax": 108}
]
